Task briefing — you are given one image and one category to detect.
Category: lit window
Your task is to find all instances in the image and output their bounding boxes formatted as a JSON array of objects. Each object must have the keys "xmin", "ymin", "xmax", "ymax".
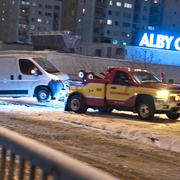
[
  {"xmin": 148, "ymin": 26, "xmax": 155, "ymax": 30},
  {"xmin": 109, "ymin": 0, "xmax": 113, "ymax": 5},
  {"xmin": 32, "ymin": 2, "xmax": 36, "ymax": 6},
  {"xmin": 154, "ymin": 0, "xmax": 159, "ymax": 3},
  {"xmin": 99, "ymin": 19, "xmax": 103, "ymax": 24},
  {"xmin": 107, "ymin": 19, "xmax": 112, "ymax": 25},
  {"xmin": 37, "ymin": 18, "xmax": 42, "ymax": 22},
  {"xmin": 82, "ymin": 8, "xmax": 85, "ymax": 14},
  {"xmin": 124, "ymin": 3, "xmax": 132, "ymax": 8},
  {"xmin": 30, "ymin": 25, "xmax": 35, "ymax": 30},
  {"xmin": 112, "ymin": 39, "xmax": 118, "ymax": 45},
  {"xmin": 46, "ymin": 20, "xmax": 50, "ymax": 24},
  {"xmin": 116, "ymin": 2, "xmax": 121, "ymax": 7},
  {"xmin": 1, "ymin": 17, "xmax": 5, "ymax": 21},
  {"xmin": 21, "ymin": 1, "xmax": 30, "ymax": 5}
]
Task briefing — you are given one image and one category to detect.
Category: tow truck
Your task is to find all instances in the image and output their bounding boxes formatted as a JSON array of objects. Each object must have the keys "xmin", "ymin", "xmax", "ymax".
[{"xmin": 66, "ymin": 67, "xmax": 180, "ymax": 120}]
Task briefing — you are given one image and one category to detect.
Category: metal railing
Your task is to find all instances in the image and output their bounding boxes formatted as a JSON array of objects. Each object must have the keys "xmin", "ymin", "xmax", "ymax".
[{"xmin": 0, "ymin": 127, "xmax": 117, "ymax": 180}]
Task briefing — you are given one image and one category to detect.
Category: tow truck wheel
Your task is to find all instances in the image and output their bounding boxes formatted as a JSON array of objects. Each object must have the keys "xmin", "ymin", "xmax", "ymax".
[
  {"xmin": 166, "ymin": 112, "xmax": 179, "ymax": 120},
  {"xmin": 36, "ymin": 87, "xmax": 51, "ymax": 102},
  {"xmin": 67, "ymin": 95, "xmax": 87, "ymax": 113},
  {"xmin": 98, "ymin": 107, "xmax": 113, "ymax": 113},
  {"xmin": 137, "ymin": 100, "xmax": 154, "ymax": 120}
]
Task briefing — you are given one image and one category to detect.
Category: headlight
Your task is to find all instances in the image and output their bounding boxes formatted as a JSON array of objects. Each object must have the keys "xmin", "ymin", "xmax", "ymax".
[{"xmin": 156, "ymin": 90, "xmax": 169, "ymax": 100}]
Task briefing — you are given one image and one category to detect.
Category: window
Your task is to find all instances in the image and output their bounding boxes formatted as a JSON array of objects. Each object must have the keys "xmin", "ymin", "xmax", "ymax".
[
  {"xmin": 107, "ymin": 19, "xmax": 112, "ymax": 25},
  {"xmin": 115, "ymin": 21, "xmax": 119, "ymax": 26},
  {"xmin": 116, "ymin": 2, "xmax": 122, "ymax": 7},
  {"xmin": 45, "ymin": 5, "xmax": 52, "ymax": 9},
  {"xmin": 37, "ymin": 18, "xmax": 42, "ymax": 23},
  {"xmin": 116, "ymin": 48, "xmax": 123, "ymax": 56},
  {"xmin": 142, "ymin": 16, "xmax": 147, "ymax": 20},
  {"xmin": 148, "ymin": 26, "xmax": 155, "ymax": 30},
  {"xmin": 107, "ymin": 30, "xmax": 110, "ymax": 34},
  {"xmin": 54, "ymin": 5, "xmax": 60, "ymax": 10},
  {"xmin": 19, "ymin": 59, "xmax": 41, "ymax": 75},
  {"xmin": 33, "ymin": 58, "xmax": 59, "ymax": 74},
  {"xmin": 113, "ymin": 71, "xmax": 130, "ymax": 85},
  {"xmin": 108, "ymin": 10, "xmax": 112, "ymax": 15},
  {"xmin": 143, "ymin": 6, "xmax": 147, "ymax": 11},
  {"xmin": 123, "ymin": 13, "xmax": 131, "ymax": 19},
  {"xmin": 116, "ymin": 11, "xmax": 120, "ymax": 16},
  {"xmin": 45, "ymin": 12, "xmax": 52, "ymax": 17},
  {"xmin": 123, "ymin": 22, "xmax": 130, "ymax": 28},
  {"xmin": 124, "ymin": 3, "xmax": 133, "ymax": 8},
  {"xmin": 109, "ymin": 0, "xmax": 113, "ymax": 5},
  {"xmin": 95, "ymin": 49, "xmax": 102, "ymax": 57}
]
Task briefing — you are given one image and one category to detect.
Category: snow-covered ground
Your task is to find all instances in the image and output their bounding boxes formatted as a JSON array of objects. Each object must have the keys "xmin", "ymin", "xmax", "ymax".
[
  {"xmin": 0, "ymin": 97, "xmax": 180, "ymax": 153},
  {"xmin": 0, "ymin": 97, "xmax": 65, "ymax": 112}
]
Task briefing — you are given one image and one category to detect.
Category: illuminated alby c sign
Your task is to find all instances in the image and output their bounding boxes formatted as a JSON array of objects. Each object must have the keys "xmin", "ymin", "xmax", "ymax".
[{"xmin": 139, "ymin": 33, "xmax": 180, "ymax": 51}]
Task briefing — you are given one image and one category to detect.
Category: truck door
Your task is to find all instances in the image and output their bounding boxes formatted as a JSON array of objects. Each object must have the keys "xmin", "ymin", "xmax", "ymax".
[
  {"xmin": 106, "ymin": 71, "xmax": 135, "ymax": 107},
  {"xmin": 0, "ymin": 57, "xmax": 22, "ymax": 97},
  {"xmin": 17, "ymin": 59, "xmax": 44, "ymax": 97}
]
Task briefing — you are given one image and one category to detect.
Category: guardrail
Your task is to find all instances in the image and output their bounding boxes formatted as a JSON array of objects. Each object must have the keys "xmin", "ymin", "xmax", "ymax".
[{"xmin": 0, "ymin": 127, "xmax": 117, "ymax": 180}]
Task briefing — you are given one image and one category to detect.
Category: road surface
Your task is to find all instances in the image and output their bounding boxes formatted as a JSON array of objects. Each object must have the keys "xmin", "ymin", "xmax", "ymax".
[{"xmin": 0, "ymin": 98, "xmax": 180, "ymax": 179}]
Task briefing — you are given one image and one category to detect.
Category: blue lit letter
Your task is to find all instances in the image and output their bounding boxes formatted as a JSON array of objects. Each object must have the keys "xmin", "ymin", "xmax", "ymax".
[
  {"xmin": 149, "ymin": 33, "xmax": 155, "ymax": 48},
  {"xmin": 156, "ymin": 34, "xmax": 166, "ymax": 48},
  {"xmin": 165, "ymin": 36, "xmax": 174, "ymax": 49},
  {"xmin": 174, "ymin": 37, "xmax": 180, "ymax": 51},
  {"xmin": 139, "ymin": 33, "xmax": 149, "ymax": 47}
]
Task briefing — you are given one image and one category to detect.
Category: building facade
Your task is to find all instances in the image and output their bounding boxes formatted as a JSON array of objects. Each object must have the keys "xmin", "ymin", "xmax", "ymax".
[
  {"xmin": 162, "ymin": 0, "xmax": 180, "ymax": 35},
  {"xmin": 132, "ymin": 0, "xmax": 165, "ymax": 45},
  {"xmin": 0, "ymin": 0, "xmax": 62, "ymax": 43},
  {"xmin": 61, "ymin": 0, "xmax": 166, "ymax": 58}
]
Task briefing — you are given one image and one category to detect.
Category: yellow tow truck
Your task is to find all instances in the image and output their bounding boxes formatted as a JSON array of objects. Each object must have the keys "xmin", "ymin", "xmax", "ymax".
[{"xmin": 66, "ymin": 67, "xmax": 180, "ymax": 120}]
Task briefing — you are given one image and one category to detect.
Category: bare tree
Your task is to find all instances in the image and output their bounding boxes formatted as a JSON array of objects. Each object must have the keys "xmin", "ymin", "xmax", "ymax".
[{"xmin": 128, "ymin": 48, "xmax": 160, "ymax": 70}]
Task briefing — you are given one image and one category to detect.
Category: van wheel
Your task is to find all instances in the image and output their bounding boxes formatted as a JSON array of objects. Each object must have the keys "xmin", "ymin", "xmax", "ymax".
[
  {"xmin": 67, "ymin": 95, "xmax": 87, "ymax": 113},
  {"xmin": 36, "ymin": 87, "xmax": 51, "ymax": 102},
  {"xmin": 166, "ymin": 112, "xmax": 179, "ymax": 120},
  {"xmin": 137, "ymin": 100, "xmax": 154, "ymax": 120}
]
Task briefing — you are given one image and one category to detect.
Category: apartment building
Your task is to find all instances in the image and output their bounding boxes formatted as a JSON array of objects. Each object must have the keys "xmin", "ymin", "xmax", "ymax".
[
  {"xmin": 0, "ymin": 0, "xmax": 62, "ymax": 43},
  {"xmin": 132, "ymin": 0, "xmax": 164, "ymax": 45},
  {"xmin": 0, "ymin": 0, "xmax": 19, "ymax": 43},
  {"xmin": 61, "ymin": 0, "xmax": 166, "ymax": 58},
  {"xmin": 162, "ymin": 0, "xmax": 180, "ymax": 35}
]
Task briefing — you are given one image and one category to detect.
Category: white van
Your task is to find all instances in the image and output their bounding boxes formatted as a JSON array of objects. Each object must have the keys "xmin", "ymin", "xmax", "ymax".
[{"xmin": 0, "ymin": 55, "xmax": 69, "ymax": 102}]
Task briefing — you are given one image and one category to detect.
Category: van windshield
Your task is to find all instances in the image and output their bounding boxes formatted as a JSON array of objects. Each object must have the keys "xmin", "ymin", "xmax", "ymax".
[{"xmin": 33, "ymin": 58, "xmax": 59, "ymax": 74}]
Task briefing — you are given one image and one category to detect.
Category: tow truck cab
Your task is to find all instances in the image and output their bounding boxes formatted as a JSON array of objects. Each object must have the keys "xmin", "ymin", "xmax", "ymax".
[{"xmin": 67, "ymin": 67, "xmax": 180, "ymax": 120}]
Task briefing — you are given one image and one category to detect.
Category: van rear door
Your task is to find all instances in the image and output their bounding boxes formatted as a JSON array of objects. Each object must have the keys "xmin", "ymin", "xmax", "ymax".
[{"xmin": 0, "ymin": 57, "xmax": 25, "ymax": 96}]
